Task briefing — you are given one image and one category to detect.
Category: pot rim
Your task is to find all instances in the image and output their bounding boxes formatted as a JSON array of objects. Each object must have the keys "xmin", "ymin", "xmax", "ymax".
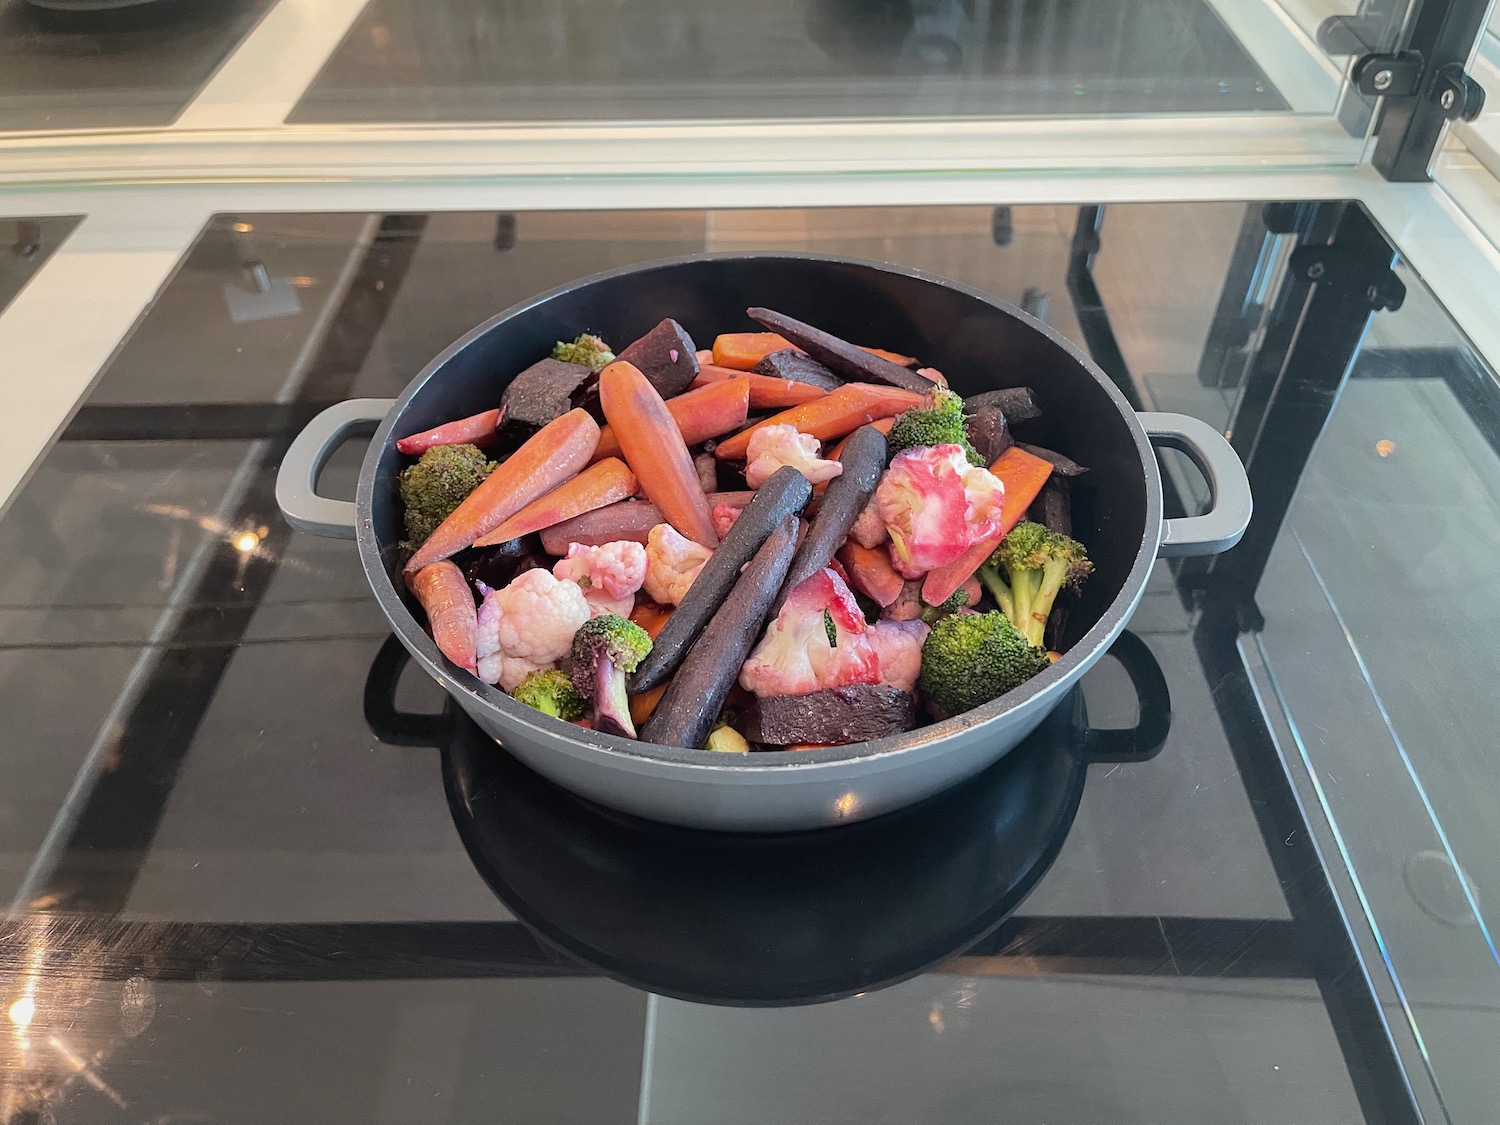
[{"xmin": 356, "ymin": 250, "xmax": 1163, "ymax": 772}]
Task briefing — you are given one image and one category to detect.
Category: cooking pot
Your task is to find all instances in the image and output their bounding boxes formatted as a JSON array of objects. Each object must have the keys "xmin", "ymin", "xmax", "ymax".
[{"xmin": 276, "ymin": 252, "xmax": 1250, "ymax": 832}]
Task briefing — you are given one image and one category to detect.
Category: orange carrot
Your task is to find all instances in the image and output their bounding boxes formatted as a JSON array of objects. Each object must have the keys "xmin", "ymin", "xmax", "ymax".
[
  {"xmin": 599, "ymin": 361, "xmax": 720, "ymax": 547},
  {"xmin": 714, "ymin": 383, "xmax": 924, "ymax": 461},
  {"xmin": 862, "ymin": 347, "xmax": 918, "ymax": 367},
  {"xmin": 712, "ymin": 332, "xmax": 798, "ymax": 370},
  {"xmin": 838, "ymin": 541, "xmax": 904, "ymax": 607},
  {"xmin": 629, "ymin": 682, "xmax": 669, "ymax": 726},
  {"xmin": 920, "ymin": 445, "xmax": 1055, "ymax": 605},
  {"xmin": 593, "ymin": 378, "xmax": 750, "ymax": 461},
  {"xmin": 689, "ymin": 367, "xmax": 827, "ymax": 408},
  {"xmin": 473, "ymin": 458, "xmax": 636, "ymax": 547},
  {"xmin": 688, "ymin": 363, "xmax": 749, "ymax": 388},
  {"xmin": 629, "ymin": 602, "xmax": 674, "ymax": 639},
  {"xmin": 405, "ymin": 408, "xmax": 599, "ymax": 573},
  {"xmin": 695, "ymin": 349, "xmax": 714, "ymax": 366},
  {"xmin": 395, "ymin": 407, "xmax": 503, "ymax": 455},
  {"xmin": 409, "ymin": 561, "xmax": 478, "ymax": 672}
]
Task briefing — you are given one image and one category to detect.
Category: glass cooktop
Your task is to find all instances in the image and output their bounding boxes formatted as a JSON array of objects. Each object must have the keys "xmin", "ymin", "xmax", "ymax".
[{"xmin": 1, "ymin": 201, "xmax": 1495, "ymax": 1124}]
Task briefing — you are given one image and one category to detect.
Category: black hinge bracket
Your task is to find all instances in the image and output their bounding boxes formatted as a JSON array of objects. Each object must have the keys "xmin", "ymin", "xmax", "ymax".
[{"xmin": 1351, "ymin": 51, "xmax": 1425, "ymax": 97}]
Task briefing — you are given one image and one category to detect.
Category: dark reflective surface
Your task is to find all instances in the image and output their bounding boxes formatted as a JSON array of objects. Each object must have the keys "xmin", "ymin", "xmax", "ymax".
[
  {"xmin": 8, "ymin": 202, "xmax": 1495, "ymax": 1123},
  {"xmin": 293, "ymin": 0, "xmax": 1286, "ymax": 123},
  {"xmin": 0, "ymin": 0, "xmax": 274, "ymax": 131}
]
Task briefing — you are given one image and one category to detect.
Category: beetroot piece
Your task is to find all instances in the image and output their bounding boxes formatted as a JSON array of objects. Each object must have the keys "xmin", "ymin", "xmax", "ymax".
[
  {"xmin": 745, "ymin": 685, "xmax": 916, "ymax": 745},
  {"xmin": 501, "ymin": 358, "xmax": 592, "ymax": 427},
  {"xmin": 747, "ymin": 308, "xmax": 934, "ymax": 395},
  {"xmin": 617, "ymin": 318, "xmax": 700, "ymax": 399},
  {"xmin": 752, "ymin": 349, "xmax": 842, "ymax": 390},
  {"xmin": 966, "ymin": 405, "xmax": 1013, "ymax": 464},
  {"xmin": 965, "ymin": 387, "xmax": 1041, "ymax": 426}
]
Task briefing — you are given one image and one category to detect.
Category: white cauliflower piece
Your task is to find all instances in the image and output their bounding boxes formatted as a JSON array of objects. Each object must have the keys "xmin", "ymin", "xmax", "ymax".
[
  {"xmin": 553, "ymin": 540, "xmax": 647, "ymax": 618},
  {"xmin": 643, "ymin": 523, "xmax": 712, "ymax": 606},
  {"xmin": 866, "ymin": 618, "xmax": 930, "ymax": 692},
  {"xmin": 475, "ymin": 568, "xmax": 590, "ymax": 690},
  {"xmin": 744, "ymin": 423, "xmax": 844, "ymax": 489}
]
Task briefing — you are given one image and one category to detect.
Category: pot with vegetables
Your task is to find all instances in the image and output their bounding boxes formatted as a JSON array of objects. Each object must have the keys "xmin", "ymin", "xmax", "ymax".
[{"xmin": 277, "ymin": 253, "xmax": 1250, "ymax": 831}]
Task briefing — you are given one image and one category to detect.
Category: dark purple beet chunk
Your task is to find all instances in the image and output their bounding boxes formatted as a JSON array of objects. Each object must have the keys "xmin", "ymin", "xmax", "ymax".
[
  {"xmin": 966, "ymin": 387, "xmax": 1041, "ymax": 426},
  {"xmin": 745, "ymin": 685, "xmax": 916, "ymax": 745},
  {"xmin": 966, "ymin": 405, "xmax": 1012, "ymax": 463},
  {"xmin": 752, "ymin": 349, "xmax": 842, "ymax": 390},
  {"xmin": 617, "ymin": 318, "xmax": 700, "ymax": 398},
  {"xmin": 502, "ymin": 358, "xmax": 591, "ymax": 426},
  {"xmin": 1017, "ymin": 442, "xmax": 1088, "ymax": 477}
]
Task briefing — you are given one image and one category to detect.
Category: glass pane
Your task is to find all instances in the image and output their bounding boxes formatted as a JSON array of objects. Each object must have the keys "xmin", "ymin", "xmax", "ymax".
[{"xmin": 0, "ymin": 202, "xmax": 1420, "ymax": 1125}]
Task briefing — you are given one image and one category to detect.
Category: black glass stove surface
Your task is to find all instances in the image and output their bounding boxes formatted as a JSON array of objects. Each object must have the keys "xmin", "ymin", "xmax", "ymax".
[
  {"xmin": 5, "ymin": 202, "xmax": 1494, "ymax": 1124},
  {"xmin": 291, "ymin": 0, "xmax": 1286, "ymax": 123},
  {"xmin": 0, "ymin": 0, "xmax": 274, "ymax": 131}
]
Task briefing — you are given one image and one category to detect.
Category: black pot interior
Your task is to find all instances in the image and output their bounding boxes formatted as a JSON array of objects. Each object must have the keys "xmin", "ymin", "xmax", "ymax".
[{"xmin": 371, "ymin": 255, "xmax": 1150, "ymax": 653}]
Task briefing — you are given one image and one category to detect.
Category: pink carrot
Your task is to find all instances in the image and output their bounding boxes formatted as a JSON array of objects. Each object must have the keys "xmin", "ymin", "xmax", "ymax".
[
  {"xmin": 395, "ymin": 407, "xmax": 503, "ymax": 455},
  {"xmin": 409, "ymin": 561, "xmax": 478, "ymax": 672}
]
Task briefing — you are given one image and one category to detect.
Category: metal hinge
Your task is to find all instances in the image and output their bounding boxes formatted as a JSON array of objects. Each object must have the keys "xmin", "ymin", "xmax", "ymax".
[{"xmin": 1348, "ymin": 52, "xmax": 1485, "ymax": 121}]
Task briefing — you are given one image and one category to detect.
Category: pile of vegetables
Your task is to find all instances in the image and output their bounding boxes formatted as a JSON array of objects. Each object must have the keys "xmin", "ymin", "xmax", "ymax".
[{"xmin": 394, "ymin": 307, "xmax": 1092, "ymax": 752}]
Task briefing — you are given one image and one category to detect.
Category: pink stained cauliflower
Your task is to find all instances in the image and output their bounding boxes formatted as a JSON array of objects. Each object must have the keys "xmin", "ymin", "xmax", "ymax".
[
  {"xmin": 553, "ymin": 540, "xmax": 647, "ymax": 618},
  {"xmin": 743, "ymin": 423, "xmax": 844, "ymax": 489},
  {"xmin": 875, "ymin": 444, "xmax": 1005, "ymax": 574},
  {"xmin": 848, "ymin": 497, "xmax": 887, "ymax": 549},
  {"xmin": 643, "ymin": 523, "xmax": 713, "ymax": 606},
  {"xmin": 866, "ymin": 619, "xmax": 930, "ymax": 693},
  {"xmin": 475, "ymin": 568, "xmax": 591, "ymax": 691},
  {"xmin": 739, "ymin": 568, "xmax": 881, "ymax": 698},
  {"xmin": 711, "ymin": 501, "xmax": 744, "ymax": 540}
]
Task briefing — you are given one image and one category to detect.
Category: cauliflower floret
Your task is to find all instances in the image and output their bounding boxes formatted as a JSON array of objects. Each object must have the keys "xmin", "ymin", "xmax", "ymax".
[
  {"xmin": 848, "ymin": 497, "xmax": 887, "ymax": 549},
  {"xmin": 475, "ymin": 569, "xmax": 590, "ymax": 690},
  {"xmin": 866, "ymin": 618, "xmax": 930, "ymax": 692},
  {"xmin": 711, "ymin": 500, "xmax": 744, "ymax": 540},
  {"xmin": 744, "ymin": 424, "xmax": 844, "ymax": 489},
  {"xmin": 739, "ymin": 568, "xmax": 880, "ymax": 698},
  {"xmin": 553, "ymin": 540, "xmax": 647, "ymax": 617},
  {"xmin": 643, "ymin": 523, "xmax": 713, "ymax": 606},
  {"xmin": 874, "ymin": 444, "xmax": 1005, "ymax": 574}
]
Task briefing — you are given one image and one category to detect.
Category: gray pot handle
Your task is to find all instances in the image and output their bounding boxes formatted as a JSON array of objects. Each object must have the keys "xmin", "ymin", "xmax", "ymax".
[
  {"xmin": 276, "ymin": 398, "xmax": 393, "ymax": 539},
  {"xmin": 1137, "ymin": 412, "xmax": 1253, "ymax": 557}
]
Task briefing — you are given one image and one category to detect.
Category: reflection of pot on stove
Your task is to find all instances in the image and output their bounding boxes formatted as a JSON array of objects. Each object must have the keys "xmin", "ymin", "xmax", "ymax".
[
  {"xmin": 805, "ymin": 0, "xmax": 973, "ymax": 75},
  {"xmin": 364, "ymin": 631, "xmax": 1170, "ymax": 1006}
]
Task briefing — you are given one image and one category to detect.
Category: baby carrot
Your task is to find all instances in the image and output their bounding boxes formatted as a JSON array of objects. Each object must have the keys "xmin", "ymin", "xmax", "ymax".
[
  {"xmin": 599, "ymin": 361, "xmax": 720, "ymax": 547},
  {"xmin": 409, "ymin": 561, "xmax": 478, "ymax": 672},
  {"xmin": 714, "ymin": 383, "xmax": 924, "ymax": 461},
  {"xmin": 404, "ymin": 408, "xmax": 599, "ymax": 573},
  {"xmin": 712, "ymin": 332, "xmax": 798, "ymax": 370},
  {"xmin": 593, "ymin": 378, "xmax": 749, "ymax": 461},
  {"xmin": 395, "ymin": 407, "xmax": 503, "ymax": 455},
  {"xmin": 473, "ymin": 457, "xmax": 637, "ymax": 546},
  {"xmin": 687, "ymin": 363, "xmax": 744, "ymax": 387},
  {"xmin": 920, "ymin": 445, "xmax": 1055, "ymax": 606},
  {"xmin": 862, "ymin": 347, "xmax": 918, "ymax": 367},
  {"xmin": 837, "ymin": 541, "xmax": 904, "ymax": 607},
  {"xmin": 629, "ymin": 602, "xmax": 674, "ymax": 639},
  {"xmin": 824, "ymin": 416, "xmax": 894, "ymax": 463},
  {"xmin": 688, "ymin": 367, "xmax": 826, "ymax": 408}
]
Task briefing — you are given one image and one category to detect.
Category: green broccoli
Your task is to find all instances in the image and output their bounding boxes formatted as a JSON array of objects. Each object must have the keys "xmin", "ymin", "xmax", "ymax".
[
  {"xmin": 551, "ymin": 333, "xmax": 616, "ymax": 373},
  {"xmin": 398, "ymin": 443, "xmax": 494, "ymax": 550},
  {"xmin": 886, "ymin": 388, "xmax": 984, "ymax": 466},
  {"xmin": 920, "ymin": 586, "xmax": 971, "ymax": 624},
  {"xmin": 570, "ymin": 614, "xmax": 653, "ymax": 738},
  {"xmin": 511, "ymin": 669, "xmax": 586, "ymax": 721},
  {"xmin": 978, "ymin": 520, "xmax": 1093, "ymax": 647},
  {"xmin": 917, "ymin": 611, "xmax": 1052, "ymax": 718}
]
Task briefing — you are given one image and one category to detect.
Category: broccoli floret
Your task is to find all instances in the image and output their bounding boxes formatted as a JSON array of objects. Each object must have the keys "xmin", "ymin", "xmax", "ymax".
[
  {"xmin": 551, "ymin": 333, "xmax": 615, "ymax": 373},
  {"xmin": 398, "ymin": 443, "xmax": 494, "ymax": 550},
  {"xmin": 570, "ymin": 614, "xmax": 653, "ymax": 738},
  {"xmin": 920, "ymin": 586, "xmax": 971, "ymax": 625},
  {"xmin": 917, "ymin": 611, "xmax": 1051, "ymax": 718},
  {"xmin": 886, "ymin": 388, "xmax": 984, "ymax": 466},
  {"xmin": 978, "ymin": 520, "xmax": 1093, "ymax": 647},
  {"xmin": 511, "ymin": 669, "xmax": 586, "ymax": 721}
]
